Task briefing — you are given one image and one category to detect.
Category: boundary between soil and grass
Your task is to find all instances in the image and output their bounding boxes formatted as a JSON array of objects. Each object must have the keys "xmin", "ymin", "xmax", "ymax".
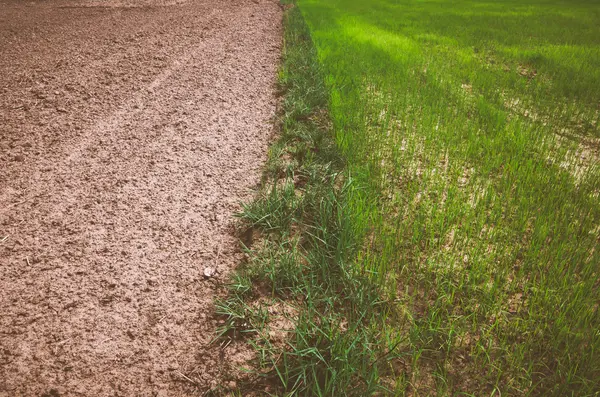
[
  {"xmin": 211, "ymin": 2, "xmax": 600, "ymax": 395},
  {"xmin": 212, "ymin": 3, "xmax": 403, "ymax": 396}
]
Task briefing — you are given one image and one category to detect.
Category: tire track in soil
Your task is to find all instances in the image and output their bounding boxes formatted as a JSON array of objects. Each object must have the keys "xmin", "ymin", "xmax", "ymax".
[{"xmin": 0, "ymin": 0, "xmax": 281, "ymax": 395}]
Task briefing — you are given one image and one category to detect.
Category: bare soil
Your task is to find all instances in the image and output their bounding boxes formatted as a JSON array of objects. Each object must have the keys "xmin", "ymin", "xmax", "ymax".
[{"xmin": 0, "ymin": 0, "xmax": 281, "ymax": 395}]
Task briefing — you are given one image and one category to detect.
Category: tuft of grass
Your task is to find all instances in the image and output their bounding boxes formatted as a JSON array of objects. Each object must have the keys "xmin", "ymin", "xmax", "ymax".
[{"xmin": 239, "ymin": 182, "xmax": 300, "ymax": 233}]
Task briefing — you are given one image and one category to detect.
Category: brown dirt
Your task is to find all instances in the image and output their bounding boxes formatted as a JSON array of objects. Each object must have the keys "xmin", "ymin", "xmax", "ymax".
[{"xmin": 0, "ymin": 0, "xmax": 281, "ymax": 395}]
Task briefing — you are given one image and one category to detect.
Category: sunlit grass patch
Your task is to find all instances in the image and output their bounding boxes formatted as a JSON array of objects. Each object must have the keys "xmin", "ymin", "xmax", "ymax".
[{"xmin": 297, "ymin": 0, "xmax": 600, "ymax": 394}]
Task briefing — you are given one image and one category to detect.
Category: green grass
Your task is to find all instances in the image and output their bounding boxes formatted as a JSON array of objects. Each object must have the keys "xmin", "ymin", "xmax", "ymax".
[{"xmin": 217, "ymin": 1, "xmax": 600, "ymax": 396}]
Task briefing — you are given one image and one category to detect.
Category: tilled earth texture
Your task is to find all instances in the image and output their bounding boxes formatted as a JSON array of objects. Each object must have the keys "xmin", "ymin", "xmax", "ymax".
[{"xmin": 0, "ymin": 0, "xmax": 281, "ymax": 395}]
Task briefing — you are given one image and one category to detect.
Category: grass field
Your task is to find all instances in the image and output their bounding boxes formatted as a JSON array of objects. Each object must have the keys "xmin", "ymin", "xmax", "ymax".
[{"xmin": 219, "ymin": 1, "xmax": 600, "ymax": 395}]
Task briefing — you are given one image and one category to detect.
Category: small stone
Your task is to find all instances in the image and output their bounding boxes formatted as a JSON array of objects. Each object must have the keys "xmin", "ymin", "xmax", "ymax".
[
  {"xmin": 12, "ymin": 155, "xmax": 24, "ymax": 162},
  {"xmin": 203, "ymin": 267, "xmax": 216, "ymax": 278}
]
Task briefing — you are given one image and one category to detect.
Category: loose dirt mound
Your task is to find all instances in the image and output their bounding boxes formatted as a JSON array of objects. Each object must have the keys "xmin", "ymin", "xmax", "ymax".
[{"xmin": 0, "ymin": 0, "xmax": 281, "ymax": 395}]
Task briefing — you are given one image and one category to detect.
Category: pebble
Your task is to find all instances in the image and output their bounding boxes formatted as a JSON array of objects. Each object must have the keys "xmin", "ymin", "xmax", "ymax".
[{"xmin": 203, "ymin": 267, "xmax": 216, "ymax": 278}]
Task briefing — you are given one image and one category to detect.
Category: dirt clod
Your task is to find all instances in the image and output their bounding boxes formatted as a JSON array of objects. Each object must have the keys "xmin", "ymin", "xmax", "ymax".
[{"xmin": 40, "ymin": 389, "xmax": 61, "ymax": 397}]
